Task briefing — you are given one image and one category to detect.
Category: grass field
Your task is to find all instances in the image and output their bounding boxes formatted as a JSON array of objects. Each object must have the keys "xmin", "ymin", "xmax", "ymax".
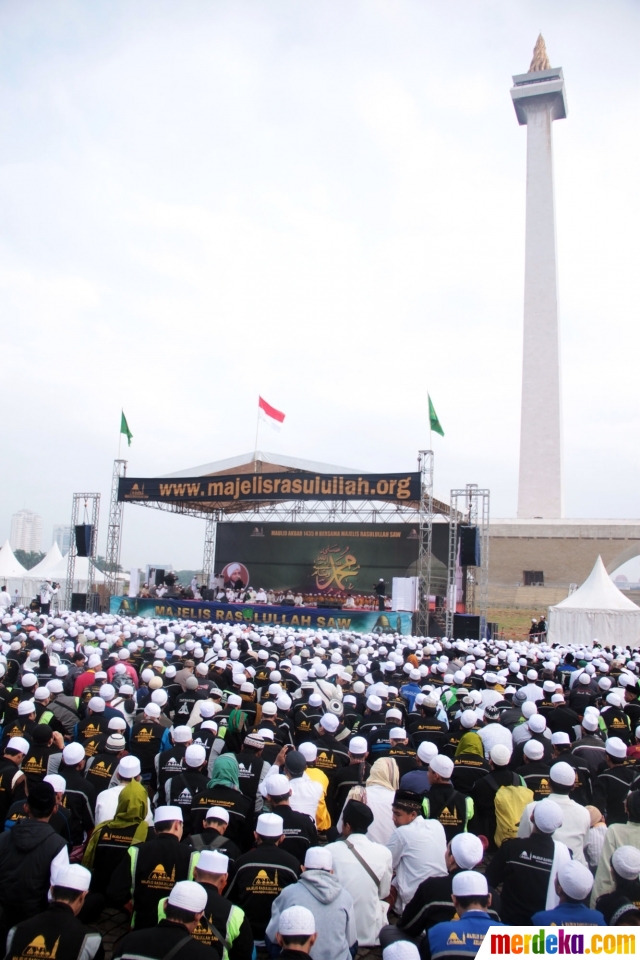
[{"xmin": 487, "ymin": 607, "xmax": 543, "ymax": 640}]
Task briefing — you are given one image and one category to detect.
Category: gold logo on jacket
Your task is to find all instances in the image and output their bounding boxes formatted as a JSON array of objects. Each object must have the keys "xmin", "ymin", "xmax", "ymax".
[{"xmin": 14, "ymin": 935, "xmax": 60, "ymax": 959}]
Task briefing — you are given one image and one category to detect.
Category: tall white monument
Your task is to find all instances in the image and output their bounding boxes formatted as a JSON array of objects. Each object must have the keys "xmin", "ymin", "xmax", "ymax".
[{"xmin": 512, "ymin": 36, "xmax": 567, "ymax": 519}]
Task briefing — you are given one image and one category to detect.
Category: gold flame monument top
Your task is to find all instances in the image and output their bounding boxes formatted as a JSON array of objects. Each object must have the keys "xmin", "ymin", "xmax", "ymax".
[{"xmin": 529, "ymin": 34, "xmax": 551, "ymax": 73}]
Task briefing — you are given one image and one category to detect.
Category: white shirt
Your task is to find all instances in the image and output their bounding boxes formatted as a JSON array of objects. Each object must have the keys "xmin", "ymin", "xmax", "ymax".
[
  {"xmin": 0, "ymin": 592, "xmax": 11, "ymax": 609},
  {"xmin": 363, "ymin": 783, "xmax": 396, "ymax": 846},
  {"xmin": 387, "ymin": 816, "xmax": 448, "ymax": 912},
  {"xmin": 287, "ymin": 773, "xmax": 324, "ymax": 823},
  {"xmin": 326, "ymin": 834, "xmax": 393, "ymax": 947},
  {"xmin": 478, "ymin": 722, "xmax": 513, "ymax": 759},
  {"xmin": 94, "ymin": 783, "xmax": 154, "ymax": 826},
  {"xmin": 518, "ymin": 793, "xmax": 591, "ymax": 866},
  {"xmin": 522, "ymin": 683, "xmax": 544, "ymax": 702}
]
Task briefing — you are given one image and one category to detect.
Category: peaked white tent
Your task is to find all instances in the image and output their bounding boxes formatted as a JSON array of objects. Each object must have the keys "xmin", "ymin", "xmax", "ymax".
[
  {"xmin": 548, "ymin": 556, "xmax": 640, "ymax": 647},
  {"xmin": 42, "ymin": 554, "xmax": 106, "ymax": 586},
  {"xmin": 24, "ymin": 542, "xmax": 64, "ymax": 580},
  {"xmin": 0, "ymin": 540, "xmax": 28, "ymax": 579}
]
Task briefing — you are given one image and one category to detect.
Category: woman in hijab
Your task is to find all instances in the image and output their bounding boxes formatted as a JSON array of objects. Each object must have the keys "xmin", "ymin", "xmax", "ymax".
[
  {"xmin": 340, "ymin": 757, "xmax": 399, "ymax": 845},
  {"xmin": 83, "ymin": 781, "xmax": 150, "ymax": 896},
  {"xmin": 452, "ymin": 731, "xmax": 491, "ymax": 796},
  {"xmin": 189, "ymin": 754, "xmax": 253, "ymax": 850}
]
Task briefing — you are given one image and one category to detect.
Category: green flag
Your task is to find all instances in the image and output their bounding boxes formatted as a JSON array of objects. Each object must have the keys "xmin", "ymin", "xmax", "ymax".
[
  {"xmin": 120, "ymin": 411, "xmax": 133, "ymax": 447},
  {"xmin": 428, "ymin": 395, "xmax": 444, "ymax": 437}
]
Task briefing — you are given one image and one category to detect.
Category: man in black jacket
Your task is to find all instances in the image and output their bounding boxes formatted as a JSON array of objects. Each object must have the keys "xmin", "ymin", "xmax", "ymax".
[
  {"xmin": 5, "ymin": 863, "xmax": 102, "ymax": 960},
  {"xmin": 108, "ymin": 805, "xmax": 197, "ymax": 929},
  {"xmin": 191, "ymin": 850, "xmax": 254, "ymax": 959},
  {"xmin": 166, "ymin": 744, "xmax": 208, "ymax": 833},
  {"xmin": 264, "ymin": 774, "xmax": 318, "ymax": 864},
  {"xmin": 59, "ymin": 742, "xmax": 96, "ymax": 846},
  {"xmin": 486, "ymin": 797, "xmax": 565, "ymax": 924},
  {"xmin": 113, "ymin": 880, "xmax": 220, "ymax": 960},
  {"xmin": 0, "ymin": 736, "xmax": 28, "ymax": 823},
  {"xmin": 0, "ymin": 781, "xmax": 68, "ymax": 941}
]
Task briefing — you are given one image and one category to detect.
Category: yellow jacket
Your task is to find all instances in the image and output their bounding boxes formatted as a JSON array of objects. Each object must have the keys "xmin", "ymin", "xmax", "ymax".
[{"xmin": 306, "ymin": 765, "xmax": 331, "ymax": 831}]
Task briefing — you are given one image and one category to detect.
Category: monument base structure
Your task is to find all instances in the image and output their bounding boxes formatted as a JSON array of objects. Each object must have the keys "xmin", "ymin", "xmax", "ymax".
[{"xmin": 109, "ymin": 595, "xmax": 414, "ymax": 635}]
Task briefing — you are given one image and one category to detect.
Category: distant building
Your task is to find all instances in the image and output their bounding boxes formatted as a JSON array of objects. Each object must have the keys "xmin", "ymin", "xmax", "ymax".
[
  {"xmin": 52, "ymin": 525, "xmax": 72, "ymax": 554},
  {"xmin": 10, "ymin": 510, "xmax": 43, "ymax": 553}
]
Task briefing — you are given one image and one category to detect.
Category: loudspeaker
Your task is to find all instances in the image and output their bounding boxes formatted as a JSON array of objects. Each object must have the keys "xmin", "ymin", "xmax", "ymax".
[
  {"xmin": 453, "ymin": 613, "xmax": 481, "ymax": 640},
  {"xmin": 459, "ymin": 526, "xmax": 481, "ymax": 567},
  {"xmin": 155, "ymin": 569, "xmax": 165, "ymax": 586},
  {"xmin": 71, "ymin": 592, "xmax": 87, "ymax": 612},
  {"xmin": 317, "ymin": 599, "xmax": 342, "ymax": 609},
  {"xmin": 75, "ymin": 524, "xmax": 93, "ymax": 558}
]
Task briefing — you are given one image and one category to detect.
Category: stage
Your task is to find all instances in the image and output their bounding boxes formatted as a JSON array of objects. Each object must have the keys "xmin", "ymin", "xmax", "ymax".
[{"xmin": 109, "ymin": 596, "xmax": 414, "ymax": 634}]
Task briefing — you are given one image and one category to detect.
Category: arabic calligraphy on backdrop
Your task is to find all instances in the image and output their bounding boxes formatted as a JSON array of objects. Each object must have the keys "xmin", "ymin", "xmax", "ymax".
[{"xmin": 312, "ymin": 545, "xmax": 361, "ymax": 591}]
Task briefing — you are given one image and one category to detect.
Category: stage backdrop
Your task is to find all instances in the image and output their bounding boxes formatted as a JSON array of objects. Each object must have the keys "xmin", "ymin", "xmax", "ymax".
[
  {"xmin": 215, "ymin": 522, "xmax": 448, "ymax": 599},
  {"xmin": 109, "ymin": 596, "xmax": 413, "ymax": 634}
]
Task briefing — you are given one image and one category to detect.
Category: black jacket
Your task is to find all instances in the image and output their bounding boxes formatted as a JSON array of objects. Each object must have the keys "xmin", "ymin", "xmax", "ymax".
[
  {"xmin": 191, "ymin": 881, "xmax": 254, "ymax": 960},
  {"xmin": 0, "ymin": 819, "xmax": 66, "ymax": 923},
  {"xmin": 225, "ymin": 841, "xmax": 300, "ymax": 940},
  {"xmin": 5, "ymin": 901, "xmax": 102, "ymax": 960},
  {"xmin": 486, "ymin": 833, "xmax": 556, "ymax": 924},
  {"xmin": 190, "ymin": 786, "xmax": 253, "ymax": 850},
  {"xmin": 593, "ymin": 763, "xmax": 640, "ymax": 824},
  {"xmin": 398, "ymin": 869, "xmax": 502, "ymax": 935},
  {"xmin": 272, "ymin": 804, "xmax": 318, "ymax": 864},
  {"xmin": 113, "ymin": 919, "xmax": 219, "ymax": 960}
]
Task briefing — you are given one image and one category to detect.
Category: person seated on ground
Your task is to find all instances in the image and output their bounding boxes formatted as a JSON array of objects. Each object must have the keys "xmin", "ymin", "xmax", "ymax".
[
  {"xmin": 387, "ymin": 789, "xmax": 447, "ymax": 915},
  {"xmin": 592, "ymin": 790, "xmax": 640, "ymax": 905},
  {"xmin": 518, "ymin": 761, "xmax": 591, "ymax": 866},
  {"xmin": 423, "ymin": 871, "xmax": 505, "ymax": 960},
  {"xmin": 263, "ymin": 772, "xmax": 318, "ymax": 864},
  {"xmin": 186, "ymin": 806, "xmax": 241, "ymax": 860},
  {"xmin": 451, "ymin": 731, "xmax": 491, "ymax": 796},
  {"xmin": 190, "ymin": 850, "xmax": 254, "ymax": 960},
  {"xmin": 83, "ymin": 781, "xmax": 151, "ymax": 897},
  {"xmin": 423, "ymin": 754, "xmax": 472, "ymax": 842},
  {"xmin": 266, "ymin": 846, "xmax": 356, "ymax": 960},
  {"xmin": 4, "ymin": 864, "xmax": 102, "ymax": 960},
  {"xmin": 531, "ymin": 860, "xmax": 606, "ymax": 926},
  {"xmin": 595, "ymin": 845, "xmax": 640, "ymax": 923},
  {"xmin": 399, "ymin": 741, "xmax": 437, "ymax": 794},
  {"xmin": 274, "ymin": 906, "xmax": 318, "ymax": 959},
  {"xmin": 112, "ymin": 880, "xmax": 220, "ymax": 960}
]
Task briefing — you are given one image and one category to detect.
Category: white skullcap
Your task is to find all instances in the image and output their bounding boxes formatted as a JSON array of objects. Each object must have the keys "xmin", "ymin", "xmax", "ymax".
[
  {"xmin": 47, "ymin": 680, "xmax": 64, "ymax": 694},
  {"xmin": 557, "ymin": 860, "xmax": 594, "ymax": 901},
  {"xmin": 144, "ymin": 703, "xmax": 162, "ymax": 718},
  {"xmin": 582, "ymin": 714, "xmax": 599, "ymax": 732},
  {"xmin": 528, "ymin": 715, "xmax": 546, "ymax": 734},
  {"xmin": 304, "ymin": 847, "xmax": 333, "ymax": 871},
  {"xmin": 429, "ymin": 754, "xmax": 454, "ymax": 779},
  {"xmin": 265, "ymin": 774, "xmax": 291, "ymax": 796},
  {"xmin": 278, "ymin": 905, "xmax": 316, "ymax": 937},
  {"xmin": 349, "ymin": 737, "xmax": 368, "ymax": 755},
  {"xmin": 185, "ymin": 744, "xmax": 207, "ymax": 768},
  {"xmin": 206, "ymin": 806, "xmax": 230, "ymax": 823},
  {"xmin": 7, "ymin": 737, "xmax": 30, "ymax": 754},
  {"xmin": 151, "ymin": 690, "xmax": 168, "ymax": 706},
  {"xmin": 55, "ymin": 864, "xmax": 91, "ymax": 892},
  {"xmin": 34, "ymin": 687, "xmax": 50, "ymax": 702},
  {"xmin": 533, "ymin": 798, "xmax": 563, "ymax": 834},
  {"xmin": 227, "ymin": 694, "xmax": 242, "ymax": 707},
  {"xmin": 154, "ymin": 805, "xmax": 183, "ymax": 824},
  {"xmin": 543, "ymin": 680, "xmax": 557, "ymax": 693},
  {"xmin": 417, "ymin": 742, "xmax": 438, "ymax": 764},
  {"xmin": 168, "ymin": 880, "xmax": 207, "ymax": 913},
  {"xmin": 108, "ymin": 717, "xmax": 127, "ymax": 732},
  {"xmin": 551, "ymin": 693, "xmax": 565, "ymax": 704},
  {"xmin": 550, "ymin": 761, "xmax": 576, "ymax": 787},
  {"xmin": 117, "ymin": 756, "xmax": 141, "ymax": 779},
  {"xmin": 367, "ymin": 695, "xmax": 383, "ymax": 712},
  {"xmin": 17, "ymin": 700, "xmax": 35, "ymax": 716},
  {"xmin": 389, "ymin": 727, "xmax": 407, "ymax": 740},
  {"xmin": 196, "ymin": 850, "xmax": 229, "ymax": 875},
  {"xmin": 87, "ymin": 697, "xmax": 105, "ymax": 713},
  {"xmin": 612, "ymin": 845, "xmax": 640, "ymax": 880},
  {"xmin": 200, "ymin": 702, "xmax": 216, "ymax": 718},
  {"xmin": 450, "ymin": 832, "xmax": 483, "ymax": 870},
  {"xmin": 63, "ymin": 742, "xmax": 85, "ymax": 765},
  {"xmin": 99, "ymin": 684, "xmax": 115, "ymax": 701},
  {"xmin": 579, "ymin": 672, "xmax": 591, "ymax": 685},
  {"xmin": 383, "ymin": 944, "xmax": 421, "ymax": 960},
  {"xmin": 172, "ymin": 725, "xmax": 192, "ymax": 743},
  {"xmin": 320, "ymin": 714, "xmax": 339, "ymax": 733},
  {"xmin": 308, "ymin": 694, "xmax": 322, "ymax": 707},
  {"xmin": 88, "ymin": 655, "xmax": 102, "ymax": 668},
  {"xmin": 256, "ymin": 813, "xmax": 284, "ymax": 837},
  {"xmin": 522, "ymin": 702, "xmax": 538, "ymax": 719},
  {"xmin": 490, "ymin": 744, "xmax": 512, "ymax": 766},
  {"xmin": 527, "ymin": 669, "xmax": 538, "ymax": 681},
  {"xmin": 523, "ymin": 740, "xmax": 544, "ymax": 761},
  {"xmin": 551, "ymin": 731, "xmax": 571, "ymax": 746},
  {"xmin": 451, "ymin": 871, "xmax": 488, "ymax": 897},
  {"xmin": 606, "ymin": 737, "xmax": 627, "ymax": 759},
  {"xmin": 261, "ymin": 702, "xmax": 277, "ymax": 716},
  {"xmin": 44, "ymin": 774, "xmax": 66, "ymax": 793},
  {"xmin": 460, "ymin": 710, "xmax": 477, "ymax": 730},
  {"xmin": 298, "ymin": 742, "xmax": 318, "ymax": 762}
]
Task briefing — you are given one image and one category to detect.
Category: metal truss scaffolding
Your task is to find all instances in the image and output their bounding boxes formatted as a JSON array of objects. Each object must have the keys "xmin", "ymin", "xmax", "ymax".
[
  {"xmin": 104, "ymin": 460, "xmax": 128, "ymax": 598},
  {"xmin": 65, "ymin": 493, "xmax": 100, "ymax": 612},
  {"xmin": 416, "ymin": 450, "xmax": 434, "ymax": 636},
  {"xmin": 445, "ymin": 484, "xmax": 490, "ymax": 640},
  {"xmin": 202, "ymin": 511, "xmax": 221, "ymax": 585}
]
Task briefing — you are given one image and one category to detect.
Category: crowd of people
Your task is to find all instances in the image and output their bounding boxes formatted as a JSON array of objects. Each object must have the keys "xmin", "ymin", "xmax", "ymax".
[{"xmin": 0, "ymin": 610, "xmax": 639, "ymax": 960}]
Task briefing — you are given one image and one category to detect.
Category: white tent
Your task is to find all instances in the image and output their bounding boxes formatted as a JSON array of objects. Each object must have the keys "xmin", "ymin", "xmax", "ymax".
[
  {"xmin": 24, "ymin": 542, "xmax": 64, "ymax": 580},
  {"xmin": 548, "ymin": 556, "xmax": 640, "ymax": 647},
  {"xmin": 41, "ymin": 553, "xmax": 106, "ymax": 586},
  {"xmin": 0, "ymin": 540, "xmax": 28, "ymax": 579}
]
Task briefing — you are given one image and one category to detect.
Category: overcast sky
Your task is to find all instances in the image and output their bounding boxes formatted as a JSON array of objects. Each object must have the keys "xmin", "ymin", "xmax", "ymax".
[{"xmin": 1, "ymin": 0, "xmax": 639, "ymax": 570}]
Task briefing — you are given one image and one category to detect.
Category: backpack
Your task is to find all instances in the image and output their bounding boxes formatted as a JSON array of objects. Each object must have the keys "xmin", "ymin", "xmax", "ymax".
[{"xmin": 486, "ymin": 773, "xmax": 534, "ymax": 847}]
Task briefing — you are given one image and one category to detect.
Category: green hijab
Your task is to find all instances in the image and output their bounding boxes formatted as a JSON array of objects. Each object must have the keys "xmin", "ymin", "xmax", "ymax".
[
  {"xmin": 455, "ymin": 731, "xmax": 485, "ymax": 758},
  {"xmin": 207, "ymin": 753, "xmax": 240, "ymax": 790},
  {"xmin": 83, "ymin": 780, "xmax": 149, "ymax": 869}
]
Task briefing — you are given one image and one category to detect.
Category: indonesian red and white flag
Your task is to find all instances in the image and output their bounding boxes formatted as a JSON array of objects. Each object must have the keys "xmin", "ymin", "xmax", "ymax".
[{"xmin": 258, "ymin": 396, "xmax": 286, "ymax": 431}]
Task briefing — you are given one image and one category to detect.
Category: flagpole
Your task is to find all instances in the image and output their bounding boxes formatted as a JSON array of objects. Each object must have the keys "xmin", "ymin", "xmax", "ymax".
[
  {"xmin": 254, "ymin": 402, "xmax": 260, "ymax": 459},
  {"xmin": 118, "ymin": 409, "xmax": 122, "ymax": 459}
]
